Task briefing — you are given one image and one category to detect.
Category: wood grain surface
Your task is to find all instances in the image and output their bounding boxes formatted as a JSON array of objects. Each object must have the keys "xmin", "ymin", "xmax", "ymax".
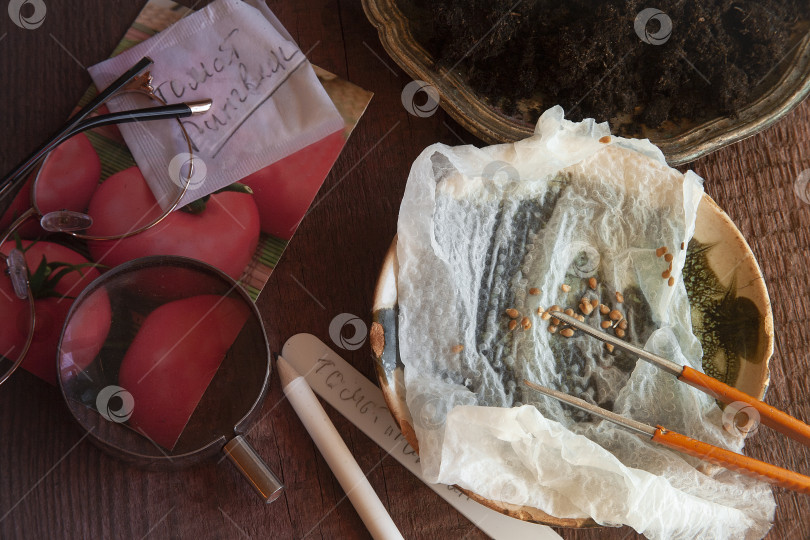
[{"xmin": 1, "ymin": 1, "xmax": 809, "ymax": 539}]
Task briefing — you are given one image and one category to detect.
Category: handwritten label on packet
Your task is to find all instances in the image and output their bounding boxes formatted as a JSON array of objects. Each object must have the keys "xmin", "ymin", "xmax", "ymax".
[
  {"xmin": 88, "ymin": 0, "xmax": 344, "ymax": 207},
  {"xmin": 281, "ymin": 334, "xmax": 562, "ymax": 540},
  {"xmin": 149, "ymin": 27, "xmax": 303, "ymax": 158}
]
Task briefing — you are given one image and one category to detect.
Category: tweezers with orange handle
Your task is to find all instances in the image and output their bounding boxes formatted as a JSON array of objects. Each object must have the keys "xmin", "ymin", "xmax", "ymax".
[
  {"xmin": 678, "ymin": 366, "xmax": 810, "ymax": 446},
  {"xmin": 552, "ymin": 311, "xmax": 810, "ymax": 447},
  {"xmin": 524, "ymin": 380, "xmax": 810, "ymax": 495},
  {"xmin": 652, "ymin": 426, "xmax": 810, "ymax": 494}
]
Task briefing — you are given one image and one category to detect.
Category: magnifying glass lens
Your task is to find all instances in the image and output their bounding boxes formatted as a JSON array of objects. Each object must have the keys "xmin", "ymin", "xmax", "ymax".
[{"xmin": 58, "ymin": 257, "xmax": 268, "ymax": 463}]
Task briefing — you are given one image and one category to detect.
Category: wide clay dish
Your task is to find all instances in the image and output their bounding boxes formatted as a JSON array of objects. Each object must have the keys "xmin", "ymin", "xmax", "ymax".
[
  {"xmin": 370, "ymin": 193, "xmax": 773, "ymax": 528},
  {"xmin": 362, "ymin": 0, "xmax": 810, "ymax": 165}
]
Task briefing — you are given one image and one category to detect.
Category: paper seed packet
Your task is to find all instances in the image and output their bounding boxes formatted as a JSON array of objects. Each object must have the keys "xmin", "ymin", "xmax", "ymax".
[{"xmin": 79, "ymin": 0, "xmax": 370, "ymax": 298}]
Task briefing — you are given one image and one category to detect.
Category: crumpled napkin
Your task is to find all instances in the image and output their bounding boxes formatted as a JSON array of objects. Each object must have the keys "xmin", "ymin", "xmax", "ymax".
[
  {"xmin": 396, "ymin": 106, "xmax": 775, "ymax": 540},
  {"xmin": 89, "ymin": 0, "xmax": 344, "ymax": 208}
]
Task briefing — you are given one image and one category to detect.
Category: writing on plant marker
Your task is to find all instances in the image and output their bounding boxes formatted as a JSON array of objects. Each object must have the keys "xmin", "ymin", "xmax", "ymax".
[{"xmin": 313, "ymin": 356, "xmax": 420, "ymax": 462}]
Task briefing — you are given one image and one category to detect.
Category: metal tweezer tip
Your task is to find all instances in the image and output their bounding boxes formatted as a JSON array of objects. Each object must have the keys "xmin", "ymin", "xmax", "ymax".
[{"xmin": 523, "ymin": 379, "xmax": 656, "ymax": 437}]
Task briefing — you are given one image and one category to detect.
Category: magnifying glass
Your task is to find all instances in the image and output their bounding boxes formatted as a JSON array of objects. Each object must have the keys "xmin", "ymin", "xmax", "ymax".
[{"xmin": 56, "ymin": 256, "xmax": 283, "ymax": 502}]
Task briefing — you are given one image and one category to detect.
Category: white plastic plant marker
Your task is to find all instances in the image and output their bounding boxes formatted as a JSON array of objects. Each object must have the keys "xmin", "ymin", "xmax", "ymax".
[{"xmin": 281, "ymin": 333, "xmax": 563, "ymax": 540}]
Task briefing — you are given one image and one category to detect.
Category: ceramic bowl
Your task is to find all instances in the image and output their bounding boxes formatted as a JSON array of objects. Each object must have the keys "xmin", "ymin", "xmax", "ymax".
[{"xmin": 370, "ymin": 193, "xmax": 773, "ymax": 528}]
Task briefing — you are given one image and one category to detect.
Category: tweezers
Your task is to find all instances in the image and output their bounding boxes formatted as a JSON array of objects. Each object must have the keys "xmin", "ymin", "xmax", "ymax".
[
  {"xmin": 549, "ymin": 311, "xmax": 810, "ymax": 447},
  {"xmin": 524, "ymin": 379, "xmax": 810, "ymax": 495}
]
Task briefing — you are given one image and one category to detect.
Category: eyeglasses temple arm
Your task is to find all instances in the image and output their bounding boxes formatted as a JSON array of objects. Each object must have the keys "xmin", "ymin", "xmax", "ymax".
[
  {"xmin": 0, "ymin": 57, "xmax": 155, "ymax": 214},
  {"xmin": 42, "ymin": 100, "xmax": 213, "ymax": 157}
]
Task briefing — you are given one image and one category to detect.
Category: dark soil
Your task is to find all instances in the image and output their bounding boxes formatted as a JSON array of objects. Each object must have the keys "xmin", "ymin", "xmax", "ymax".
[{"xmin": 405, "ymin": 0, "xmax": 810, "ymax": 129}]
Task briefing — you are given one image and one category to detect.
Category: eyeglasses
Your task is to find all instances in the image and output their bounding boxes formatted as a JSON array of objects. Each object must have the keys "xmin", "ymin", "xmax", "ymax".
[{"xmin": 0, "ymin": 57, "xmax": 212, "ymax": 386}]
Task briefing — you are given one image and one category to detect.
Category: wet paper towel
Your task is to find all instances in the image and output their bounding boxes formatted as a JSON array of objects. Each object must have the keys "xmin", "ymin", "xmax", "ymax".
[{"xmin": 396, "ymin": 106, "xmax": 775, "ymax": 540}]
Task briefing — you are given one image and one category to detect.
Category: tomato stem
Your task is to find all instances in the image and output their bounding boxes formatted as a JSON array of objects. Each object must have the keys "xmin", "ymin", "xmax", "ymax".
[{"xmin": 21, "ymin": 242, "xmax": 107, "ymax": 301}]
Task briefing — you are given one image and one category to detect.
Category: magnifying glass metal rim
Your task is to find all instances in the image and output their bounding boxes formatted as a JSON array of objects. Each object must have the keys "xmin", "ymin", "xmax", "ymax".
[{"xmin": 56, "ymin": 255, "xmax": 282, "ymax": 502}]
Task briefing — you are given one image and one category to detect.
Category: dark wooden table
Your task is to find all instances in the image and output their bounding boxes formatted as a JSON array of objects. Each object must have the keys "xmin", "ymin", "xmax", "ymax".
[{"xmin": 2, "ymin": 1, "xmax": 809, "ymax": 539}]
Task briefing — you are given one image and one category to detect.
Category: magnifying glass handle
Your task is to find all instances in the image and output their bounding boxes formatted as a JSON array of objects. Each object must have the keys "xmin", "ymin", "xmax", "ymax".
[{"xmin": 223, "ymin": 435, "xmax": 284, "ymax": 503}]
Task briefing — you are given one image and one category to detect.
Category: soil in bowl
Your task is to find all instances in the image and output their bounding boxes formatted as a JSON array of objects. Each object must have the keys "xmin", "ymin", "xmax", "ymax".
[{"xmin": 402, "ymin": 0, "xmax": 810, "ymax": 133}]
